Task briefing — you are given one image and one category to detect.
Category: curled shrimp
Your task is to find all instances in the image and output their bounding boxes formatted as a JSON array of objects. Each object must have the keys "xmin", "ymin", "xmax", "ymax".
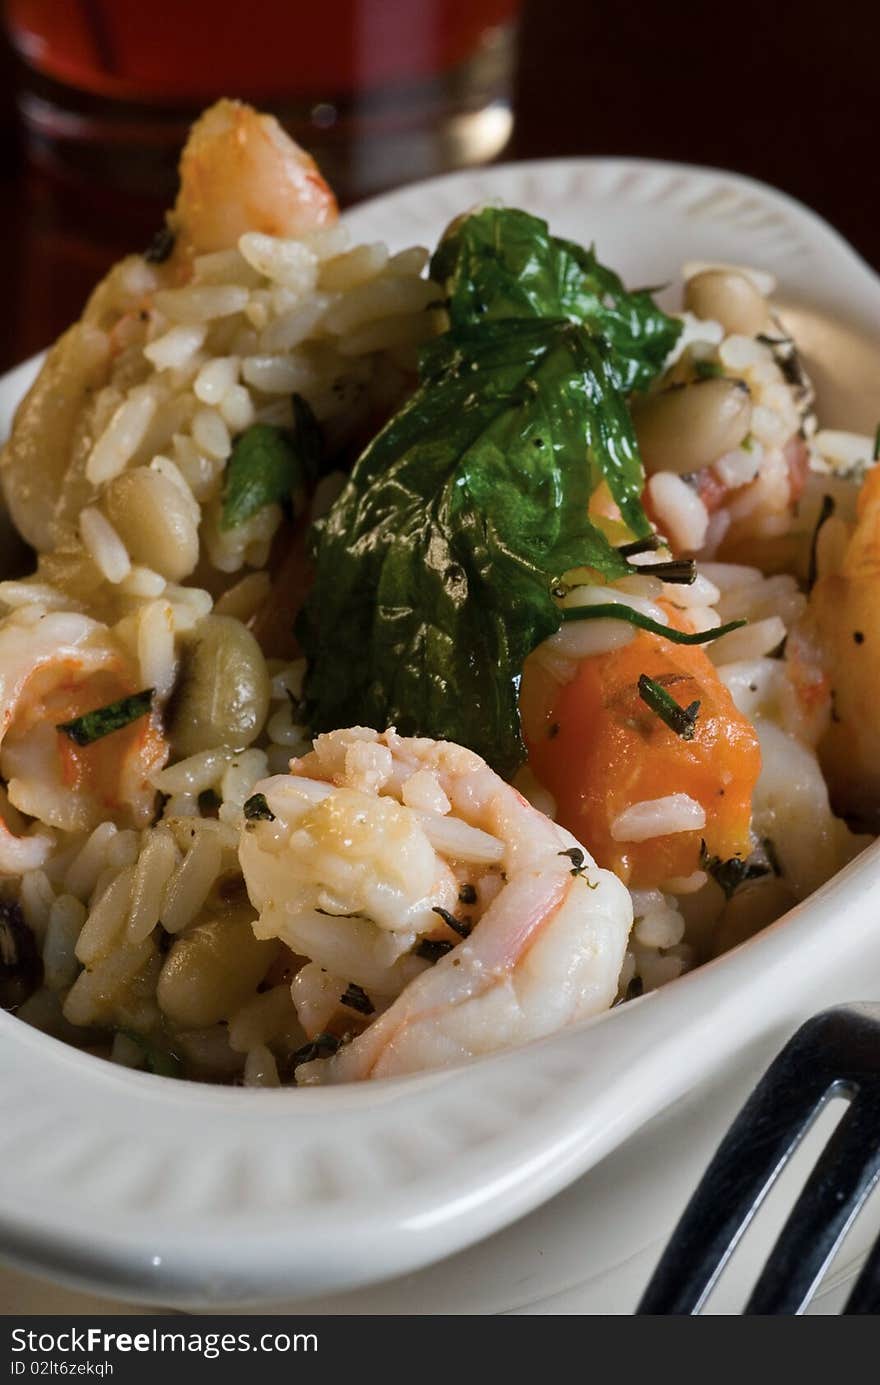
[
  {"xmin": 803, "ymin": 463, "xmax": 880, "ymax": 824},
  {"xmin": 238, "ymin": 728, "xmax": 632, "ymax": 1082},
  {"xmin": 0, "ymin": 609, "xmax": 167, "ymax": 851},
  {"xmin": 171, "ymin": 98, "xmax": 337, "ymax": 255}
]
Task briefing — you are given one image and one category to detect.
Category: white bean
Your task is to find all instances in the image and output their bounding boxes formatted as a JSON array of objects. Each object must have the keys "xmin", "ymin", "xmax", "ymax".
[
  {"xmin": 156, "ymin": 914, "xmax": 277, "ymax": 1027},
  {"xmin": 633, "ymin": 378, "xmax": 752, "ymax": 475},
  {"xmin": 684, "ymin": 270, "xmax": 769, "ymax": 337},
  {"xmin": 168, "ymin": 615, "xmax": 271, "ymax": 757},
  {"xmin": 104, "ymin": 468, "xmax": 200, "ymax": 581}
]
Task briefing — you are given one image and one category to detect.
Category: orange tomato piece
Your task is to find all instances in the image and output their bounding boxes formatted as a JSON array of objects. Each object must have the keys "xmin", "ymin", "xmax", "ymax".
[{"xmin": 523, "ymin": 613, "xmax": 761, "ymax": 889}]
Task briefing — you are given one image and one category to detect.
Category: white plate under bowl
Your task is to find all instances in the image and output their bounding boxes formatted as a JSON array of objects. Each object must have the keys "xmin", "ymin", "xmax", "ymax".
[{"xmin": 2, "ymin": 158, "xmax": 880, "ymax": 1311}]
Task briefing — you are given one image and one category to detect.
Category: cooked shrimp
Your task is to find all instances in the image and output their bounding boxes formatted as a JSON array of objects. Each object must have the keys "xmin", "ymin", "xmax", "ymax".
[
  {"xmin": 802, "ymin": 463, "xmax": 880, "ymax": 823},
  {"xmin": 0, "ymin": 99, "xmax": 336, "ymax": 555},
  {"xmin": 522, "ymin": 598, "xmax": 762, "ymax": 890},
  {"xmin": 171, "ymin": 99, "xmax": 337, "ymax": 256},
  {"xmin": 238, "ymin": 728, "xmax": 632, "ymax": 1082},
  {"xmin": 0, "ymin": 609, "xmax": 166, "ymax": 844}
]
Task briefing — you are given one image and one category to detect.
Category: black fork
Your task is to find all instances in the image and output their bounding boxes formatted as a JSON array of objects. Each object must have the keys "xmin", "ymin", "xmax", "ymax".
[{"xmin": 636, "ymin": 1005, "xmax": 880, "ymax": 1314}]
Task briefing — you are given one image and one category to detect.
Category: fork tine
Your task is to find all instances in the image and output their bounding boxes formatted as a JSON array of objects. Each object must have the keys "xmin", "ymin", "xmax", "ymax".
[
  {"xmin": 743, "ymin": 1091, "xmax": 880, "ymax": 1313},
  {"xmin": 843, "ymin": 1218, "xmax": 880, "ymax": 1313},
  {"xmin": 636, "ymin": 1024, "xmax": 834, "ymax": 1314}
]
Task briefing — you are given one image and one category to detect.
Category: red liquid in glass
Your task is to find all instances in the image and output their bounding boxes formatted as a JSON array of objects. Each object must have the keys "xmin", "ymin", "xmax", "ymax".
[{"xmin": 8, "ymin": 0, "xmax": 520, "ymax": 102}]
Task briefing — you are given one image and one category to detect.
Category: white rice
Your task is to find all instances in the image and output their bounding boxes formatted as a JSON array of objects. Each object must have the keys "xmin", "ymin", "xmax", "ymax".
[
  {"xmin": 160, "ymin": 831, "xmax": 223, "ymax": 934},
  {"xmin": 75, "ymin": 865, "xmax": 136, "ymax": 966},
  {"xmin": 86, "ymin": 388, "xmax": 157, "ymax": 485},
  {"xmin": 78, "ymin": 507, "xmax": 131, "ymax": 584},
  {"xmin": 611, "ymin": 794, "xmax": 707, "ymax": 843}
]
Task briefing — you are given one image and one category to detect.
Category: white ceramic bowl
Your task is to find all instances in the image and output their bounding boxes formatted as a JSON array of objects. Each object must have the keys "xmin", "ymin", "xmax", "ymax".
[{"xmin": 2, "ymin": 157, "xmax": 880, "ymax": 1311}]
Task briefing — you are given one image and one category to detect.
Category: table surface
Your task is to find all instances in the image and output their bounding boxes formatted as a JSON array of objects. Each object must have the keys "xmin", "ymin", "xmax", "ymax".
[{"xmin": 1, "ymin": 0, "xmax": 878, "ymax": 374}]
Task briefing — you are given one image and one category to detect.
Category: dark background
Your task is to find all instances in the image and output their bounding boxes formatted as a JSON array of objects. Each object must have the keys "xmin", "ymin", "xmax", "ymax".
[{"xmin": 0, "ymin": 0, "xmax": 877, "ymax": 372}]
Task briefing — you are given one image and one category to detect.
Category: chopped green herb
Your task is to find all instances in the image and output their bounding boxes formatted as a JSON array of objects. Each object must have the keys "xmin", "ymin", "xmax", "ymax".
[
  {"xmin": 221, "ymin": 399, "xmax": 322, "ymax": 531},
  {"xmin": 415, "ymin": 938, "xmax": 455, "ymax": 963},
  {"xmin": 617, "ymin": 535, "xmax": 663, "ymax": 559},
  {"xmin": 638, "ymin": 674, "xmax": 701, "ymax": 740},
  {"xmin": 143, "ymin": 226, "xmax": 175, "ymax": 264},
  {"xmin": 807, "ymin": 493, "xmax": 835, "ymax": 591},
  {"xmin": 340, "ymin": 983, "xmax": 374, "ymax": 1016},
  {"xmin": 292, "ymin": 1031, "xmax": 341, "ymax": 1069},
  {"xmin": 694, "ymin": 358, "xmax": 724, "ymax": 380},
  {"xmin": 431, "ymin": 905, "xmax": 472, "ymax": 938},
  {"xmin": 558, "ymin": 846, "xmax": 586, "ymax": 877},
  {"xmin": 118, "ymin": 1030, "xmax": 183, "ymax": 1079},
  {"xmin": 637, "ymin": 558, "xmax": 697, "ymax": 585},
  {"xmin": 56, "ymin": 688, "xmax": 154, "ymax": 747},
  {"xmin": 559, "ymin": 846, "xmax": 583, "ymax": 868},
  {"xmin": 198, "ymin": 788, "xmax": 221, "ymax": 816},
  {"xmin": 561, "ymin": 604, "xmax": 747, "ymax": 645},
  {"xmin": 242, "ymin": 792, "xmax": 275, "ymax": 822},
  {"xmin": 874, "ymin": 424, "xmax": 880, "ymax": 462},
  {"xmin": 699, "ymin": 840, "xmax": 772, "ymax": 899},
  {"xmin": 741, "ymin": 434, "xmax": 755, "ymax": 454}
]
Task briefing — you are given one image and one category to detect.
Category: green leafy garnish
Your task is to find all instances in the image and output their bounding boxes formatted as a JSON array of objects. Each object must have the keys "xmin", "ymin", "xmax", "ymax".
[
  {"xmin": 873, "ymin": 424, "xmax": 880, "ymax": 462},
  {"xmin": 299, "ymin": 317, "xmax": 639, "ymax": 776},
  {"xmin": 699, "ymin": 840, "xmax": 775, "ymax": 900},
  {"xmin": 340, "ymin": 982, "xmax": 374, "ymax": 1016},
  {"xmin": 431, "ymin": 905, "xmax": 472, "ymax": 938},
  {"xmin": 415, "ymin": 938, "xmax": 455, "ymax": 963},
  {"xmin": 57, "ymin": 689, "xmax": 154, "ymax": 747},
  {"xmin": 557, "ymin": 847, "xmax": 597, "ymax": 884},
  {"xmin": 292, "ymin": 1032, "xmax": 341, "ymax": 1069},
  {"xmin": 638, "ymin": 674, "xmax": 700, "ymax": 740},
  {"xmin": 694, "ymin": 358, "xmax": 724, "ymax": 380},
  {"xmin": 119, "ymin": 1030, "xmax": 183, "ymax": 1079},
  {"xmin": 561, "ymin": 604, "xmax": 746, "ymax": 645},
  {"xmin": 807, "ymin": 494, "xmax": 835, "ymax": 591},
  {"xmin": 243, "ymin": 792, "xmax": 275, "ymax": 822},
  {"xmin": 636, "ymin": 558, "xmax": 696, "ymax": 584},
  {"xmin": 617, "ymin": 535, "xmax": 663, "ymax": 558},
  {"xmin": 431, "ymin": 206, "xmax": 682, "ymax": 394},
  {"xmin": 221, "ymin": 397, "xmax": 322, "ymax": 530}
]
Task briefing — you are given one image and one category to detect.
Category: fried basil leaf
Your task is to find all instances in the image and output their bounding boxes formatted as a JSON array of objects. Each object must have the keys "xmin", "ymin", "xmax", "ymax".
[
  {"xmin": 431, "ymin": 205, "xmax": 682, "ymax": 394},
  {"xmin": 299, "ymin": 317, "xmax": 634, "ymax": 775}
]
